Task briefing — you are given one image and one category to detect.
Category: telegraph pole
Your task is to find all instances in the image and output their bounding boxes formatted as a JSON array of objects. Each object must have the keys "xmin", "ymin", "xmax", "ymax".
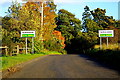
[
  {"xmin": 100, "ymin": 37, "xmax": 102, "ymax": 49},
  {"xmin": 41, "ymin": 1, "xmax": 43, "ymax": 40},
  {"xmin": 40, "ymin": 1, "xmax": 44, "ymax": 49},
  {"xmin": 26, "ymin": 38, "xmax": 28, "ymax": 54},
  {"xmin": 107, "ymin": 37, "xmax": 109, "ymax": 48}
]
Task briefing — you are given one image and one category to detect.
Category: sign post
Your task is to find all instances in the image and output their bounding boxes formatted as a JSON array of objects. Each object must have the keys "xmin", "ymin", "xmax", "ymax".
[
  {"xmin": 107, "ymin": 37, "xmax": 108, "ymax": 48},
  {"xmin": 99, "ymin": 30, "xmax": 114, "ymax": 49},
  {"xmin": 21, "ymin": 31, "xmax": 36, "ymax": 54},
  {"xmin": 26, "ymin": 38, "xmax": 27, "ymax": 54},
  {"xmin": 32, "ymin": 37, "xmax": 34, "ymax": 54},
  {"xmin": 100, "ymin": 37, "xmax": 102, "ymax": 49}
]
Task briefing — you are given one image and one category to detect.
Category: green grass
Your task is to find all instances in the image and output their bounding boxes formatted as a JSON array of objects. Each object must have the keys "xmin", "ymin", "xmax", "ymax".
[
  {"xmin": 1, "ymin": 51, "xmax": 62, "ymax": 71},
  {"xmin": 42, "ymin": 51, "xmax": 63, "ymax": 55}
]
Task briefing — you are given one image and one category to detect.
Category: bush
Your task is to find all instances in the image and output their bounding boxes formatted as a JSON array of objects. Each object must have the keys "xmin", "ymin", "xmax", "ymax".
[
  {"xmin": 65, "ymin": 31, "xmax": 98, "ymax": 54},
  {"xmin": 44, "ymin": 40, "xmax": 65, "ymax": 54},
  {"xmin": 34, "ymin": 41, "xmax": 44, "ymax": 53}
]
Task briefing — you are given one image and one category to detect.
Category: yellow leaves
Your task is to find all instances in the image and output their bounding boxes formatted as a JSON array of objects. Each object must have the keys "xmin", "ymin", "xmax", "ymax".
[
  {"xmin": 108, "ymin": 19, "xmax": 115, "ymax": 24},
  {"xmin": 42, "ymin": 2, "xmax": 58, "ymax": 41},
  {"xmin": 18, "ymin": 1, "xmax": 58, "ymax": 46},
  {"xmin": 24, "ymin": 2, "xmax": 40, "ymax": 10},
  {"xmin": 44, "ymin": 7, "xmax": 51, "ymax": 13}
]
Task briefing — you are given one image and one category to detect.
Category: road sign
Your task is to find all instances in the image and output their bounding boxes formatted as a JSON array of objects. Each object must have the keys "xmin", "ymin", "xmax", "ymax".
[
  {"xmin": 21, "ymin": 31, "xmax": 35, "ymax": 54},
  {"xmin": 99, "ymin": 30, "xmax": 114, "ymax": 37},
  {"xmin": 99, "ymin": 30, "xmax": 114, "ymax": 49},
  {"xmin": 21, "ymin": 31, "xmax": 35, "ymax": 38}
]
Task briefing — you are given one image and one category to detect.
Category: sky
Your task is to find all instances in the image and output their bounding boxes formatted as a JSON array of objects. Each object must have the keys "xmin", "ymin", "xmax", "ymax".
[{"xmin": 0, "ymin": 0, "xmax": 119, "ymax": 20}]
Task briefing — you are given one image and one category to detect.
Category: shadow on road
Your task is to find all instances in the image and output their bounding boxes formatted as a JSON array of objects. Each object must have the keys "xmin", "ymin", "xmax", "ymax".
[
  {"xmin": 49, "ymin": 54, "xmax": 120, "ymax": 75},
  {"xmin": 78, "ymin": 54, "xmax": 120, "ymax": 74}
]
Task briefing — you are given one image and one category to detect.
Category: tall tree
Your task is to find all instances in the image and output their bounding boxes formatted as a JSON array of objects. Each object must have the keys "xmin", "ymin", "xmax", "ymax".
[
  {"xmin": 43, "ymin": 2, "xmax": 57, "ymax": 40},
  {"xmin": 82, "ymin": 6, "xmax": 92, "ymax": 32},
  {"xmin": 43, "ymin": 2, "xmax": 65, "ymax": 53},
  {"xmin": 2, "ymin": 1, "xmax": 42, "ymax": 54},
  {"xmin": 55, "ymin": 9, "xmax": 82, "ymax": 53},
  {"xmin": 2, "ymin": 1, "xmax": 21, "ymax": 55},
  {"xmin": 18, "ymin": 2, "xmax": 41, "ymax": 40},
  {"xmin": 56, "ymin": 9, "xmax": 82, "ymax": 42},
  {"xmin": 90, "ymin": 8, "xmax": 115, "ymax": 28},
  {"xmin": 19, "ymin": 2, "xmax": 43, "ymax": 52}
]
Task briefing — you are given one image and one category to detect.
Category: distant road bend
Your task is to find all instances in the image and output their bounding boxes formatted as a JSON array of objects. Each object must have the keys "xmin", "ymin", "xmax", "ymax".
[{"xmin": 7, "ymin": 54, "xmax": 120, "ymax": 78}]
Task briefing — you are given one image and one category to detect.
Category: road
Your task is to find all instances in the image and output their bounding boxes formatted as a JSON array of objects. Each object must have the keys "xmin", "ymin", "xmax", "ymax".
[{"xmin": 7, "ymin": 54, "xmax": 120, "ymax": 78}]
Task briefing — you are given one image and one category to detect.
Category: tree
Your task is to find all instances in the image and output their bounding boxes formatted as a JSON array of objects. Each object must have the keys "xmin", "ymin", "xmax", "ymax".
[
  {"xmin": 2, "ymin": 1, "xmax": 42, "ymax": 54},
  {"xmin": 43, "ymin": 2, "xmax": 57, "ymax": 40},
  {"xmin": 90, "ymin": 8, "xmax": 119, "ymax": 44},
  {"xmin": 2, "ymin": 1, "xmax": 21, "ymax": 55},
  {"xmin": 0, "ymin": 17, "xmax": 2, "ymax": 46},
  {"xmin": 2, "ymin": 1, "xmax": 66, "ymax": 54},
  {"xmin": 90, "ymin": 8, "xmax": 115, "ymax": 28},
  {"xmin": 55, "ymin": 9, "xmax": 82, "ymax": 53},
  {"xmin": 18, "ymin": 2, "xmax": 41, "ymax": 37},
  {"xmin": 85, "ymin": 19, "xmax": 103, "ymax": 32},
  {"xmin": 115, "ymin": 20, "xmax": 120, "ymax": 28},
  {"xmin": 7, "ymin": 1, "xmax": 21, "ymax": 19},
  {"xmin": 82, "ymin": 6, "xmax": 92, "ymax": 32},
  {"xmin": 44, "ymin": 30, "xmax": 65, "ymax": 53},
  {"xmin": 56, "ymin": 9, "xmax": 82, "ymax": 42},
  {"xmin": 43, "ymin": 2, "xmax": 66, "ymax": 53}
]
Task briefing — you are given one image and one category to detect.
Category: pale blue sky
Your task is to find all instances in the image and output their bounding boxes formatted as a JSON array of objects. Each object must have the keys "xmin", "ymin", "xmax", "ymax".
[
  {"xmin": 56, "ymin": 2, "xmax": 118, "ymax": 20},
  {"xmin": 0, "ymin": 0, "xmax": 119, "ymax": 20}
]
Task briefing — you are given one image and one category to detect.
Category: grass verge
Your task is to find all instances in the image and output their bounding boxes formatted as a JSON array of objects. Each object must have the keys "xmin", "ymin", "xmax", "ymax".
[
  {"xmin": 1, "ymin": 51, "xmax": 62, "ymax": 71},
  {"xmin": 94, "ymin": 43, "xmax": 120, "ymax": 50}
]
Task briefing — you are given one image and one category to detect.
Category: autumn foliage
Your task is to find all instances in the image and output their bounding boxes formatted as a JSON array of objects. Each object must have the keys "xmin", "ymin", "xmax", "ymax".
[
  {"xmin": 43, "ymin": 3, "xmax": 57, "ymax": 40},
  {"xmin": 53, "ymin": 30, "xmax": 65, "ymax": 48}
]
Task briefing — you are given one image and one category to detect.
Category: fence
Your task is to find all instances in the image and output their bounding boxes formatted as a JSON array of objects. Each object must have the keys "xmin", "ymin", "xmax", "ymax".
[
  {"xmin": 0, "ymin": 46, "xmax": 8, "ymax": 56},
  {"xmin": 1, "ymin": 45, "xmax": 31, "ymax": 56},
  {"xmin": 12, "ymin": 45, "xmax": 31, "ymax": 55}
]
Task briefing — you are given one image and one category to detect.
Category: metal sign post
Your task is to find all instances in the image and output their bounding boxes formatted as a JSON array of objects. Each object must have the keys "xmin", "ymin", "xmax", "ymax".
[
  {"xmin": 32, "ymin": 37, "xmax": 34, "ymax": 54},
  {"xmin": 100, "ymin": 37, "xmax": 102, "ymax": 49},
  {"xmin": 26, "ymin": 38, "xmax": 28, "ymax": 54},
  {"xmin": 107, "ymin": 37, "xmax": 109, "ymax": 48}
]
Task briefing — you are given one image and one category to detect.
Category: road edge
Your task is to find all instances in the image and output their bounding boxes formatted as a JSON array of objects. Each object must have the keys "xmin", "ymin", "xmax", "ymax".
[{"xmin": 2, "ymin": 55, "xmax": 48, "ymax": 78}]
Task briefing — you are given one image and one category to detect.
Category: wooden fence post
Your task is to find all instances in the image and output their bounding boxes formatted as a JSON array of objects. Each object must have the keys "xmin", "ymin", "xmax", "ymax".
[
  {"xmin": 17, "ymin": 45, "xmax": 19, "ymax": 54},
  {"xmin": 5, "ymin": 46, "xmax": 8, "ymax": 56}
]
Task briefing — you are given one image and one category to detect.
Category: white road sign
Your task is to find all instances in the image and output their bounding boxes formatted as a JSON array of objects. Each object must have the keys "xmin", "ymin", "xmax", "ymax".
[{"xmin": 99, "ymin": 30, "xmax": 114, "ymax": 37}]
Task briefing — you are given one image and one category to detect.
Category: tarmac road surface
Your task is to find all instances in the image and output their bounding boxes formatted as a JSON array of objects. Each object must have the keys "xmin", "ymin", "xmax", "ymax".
[{"xmin": 7, "ymin": 54, "xmax": 120, "ymax": 78}]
